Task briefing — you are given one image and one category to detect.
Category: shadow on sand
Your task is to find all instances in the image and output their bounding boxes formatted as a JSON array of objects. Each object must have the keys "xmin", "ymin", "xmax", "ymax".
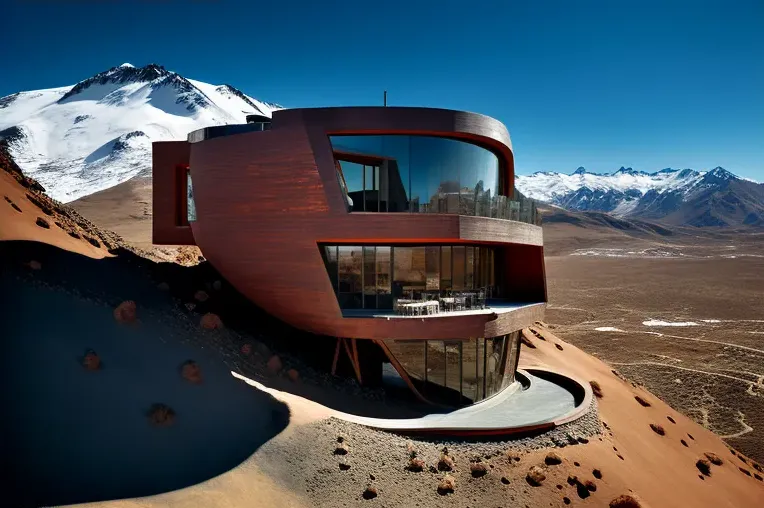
[{"xmin": 2, "ymin": 242, "xmax": 290, "ymax": 508}]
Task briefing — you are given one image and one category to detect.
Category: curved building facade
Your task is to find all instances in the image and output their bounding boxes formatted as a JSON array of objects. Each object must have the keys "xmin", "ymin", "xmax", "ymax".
[{"xmin": 152, "ymin": 107, "xmax": 546, "ymax": 406}]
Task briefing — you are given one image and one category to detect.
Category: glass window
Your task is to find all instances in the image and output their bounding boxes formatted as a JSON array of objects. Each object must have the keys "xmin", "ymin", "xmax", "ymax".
[
  {"xmin": 186, "ymin": 169, "xmax": 196, "ymax": 223},
  {"xmin": 485, "ymin": 336, "xmax": 506, "ymax": 398},
  {"xmin": 330, "ymin": 135, "xmax": 501, "ymax": 218},
  {"xmin": 393, "ymin": 246, "xmax": 426, "ymax": 299},
  {"xmin": 322, "ymin": 246, "xmax": 338, "ymax": 296},
  {"xmin": 426, "ymin": 340, "xmax": 447, "ymax": 388},
  {"xmin": 465, "ymin": 246, "xmax": 475, "ymax": 290},
  {"xmin": 376, "ymin": 246, "xmax": 392, "ymax": 309},
  {"xmin": 425, "ymin": 246, "xmax": 440, "ymax": 291},
  {"xmin": 363, "ymin": 246, "xmax": 376, "ymax": 309},
  {"xmin": 440, "ymin": 246, "xmax": 452, "ymax": 291},
  {"xmin": 476, "ymin": 338, "xmax": 486, "ymax": 400},
  {"xmin": 461, "ymin": 338, "xmax": 478, "ymax": 402},
  {"xmin": 386, "ymin": 340, "xmax": 426, "ymax": 382},
  {"xmin": 452, "ymin": 246, "xmax": 465, "ymax": 291},
  {"xmin": 338, "ymin": 246, "xmax": 362, "ymax": 309},
  {"xmin": 445, "ymin": 340, "xmax": 462, "ymax": 403}
]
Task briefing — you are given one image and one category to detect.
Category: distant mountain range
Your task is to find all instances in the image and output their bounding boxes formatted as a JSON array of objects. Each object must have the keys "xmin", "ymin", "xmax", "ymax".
[
  {"xmin": 1, "ymin": 64, "xmax": 761, "ymax": 228},
  {"xmin": 516, "ymin": 166, "xmax": 764, "ymax": 228},
  {"xmin": 0, "ymin": 63, "xmax": 279, "ymax": 202}
]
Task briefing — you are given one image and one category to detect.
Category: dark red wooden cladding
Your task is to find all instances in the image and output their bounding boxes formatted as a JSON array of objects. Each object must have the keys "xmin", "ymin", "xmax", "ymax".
[{"xmin": 152, "ymin": 107, "xmax": 546, "ymax": 340}]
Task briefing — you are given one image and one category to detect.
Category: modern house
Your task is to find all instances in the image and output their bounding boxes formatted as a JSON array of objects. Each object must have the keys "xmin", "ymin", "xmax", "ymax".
[{"xmin": 153, "ymin": 107, "xmax": 546, "ymax": 407}]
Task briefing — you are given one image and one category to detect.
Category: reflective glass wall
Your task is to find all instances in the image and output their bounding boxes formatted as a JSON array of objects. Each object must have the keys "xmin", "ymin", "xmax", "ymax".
[
  {"xmin": 384, "ymin": 331, "xmax": 521, "ymax": 405},
  {"xmin": 186, "ymin": 169, "xmax": 196, "ymax": 223},
  {"xmin": 330, "ymin": 135, "xmax": 501, "ymax": 217},
  {"xmin": 321, "ymin": 244, "xmax": 498, "ymax": 310}
]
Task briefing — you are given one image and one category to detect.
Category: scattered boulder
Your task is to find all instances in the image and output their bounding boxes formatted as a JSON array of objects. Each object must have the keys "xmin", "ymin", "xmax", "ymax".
[
  {"xmin": 113, "ymin": 300, "xmax": 137, "ymax": 323},
  {"xmin": 667, "ymin": 416, "xmax": 676, "ymax": 424},
  {"xmin": 687, "ymin": 433, "xmax": 695, "ymax": 440},
  {"xmin": 362, "ymin": 485, "xmax": 377, "ymax": 500},
  {"xmin": 194, "ymin": 290, "xmax": 209, "ymax": 302},
  {"xmin": 82, "ymin": 349, "xmax": 101, "ymax": 370},
  {"xmin": 27, "ymin": 260, "xmax": 42, "ymax": 270},
  {"xmin": 287, "ymin": 368, "xmax": 299, "ymax": 382},
  {"xmin": 592, "ymin": 468, "xmax": 602, "ymax": 479},
  {"xmin": 267, "ymin": 355, "xmax": 283, "ymax": 374},
  {"xmin": 681, "ymin": 439, "xmax": 688, "ymax": 447},
  {"xmin": 339, "ymin": 463, "xmax": 351, "ymax": 471},
  {"xmin": 563, "ymin": 497, "xmax": 571, "ymax": 505},
  {"xmin": 147, "ymin": 403, "xmax": 175, "ymax": 427},
  {"xmin": 555, "ymin": 343, "xmax": 564, "ymax": 351},
  {"xmin": 650, "ymin": 423, "xmax": 666, "ymax": 436},
  {"xmin": 589, "ymin": 380, "xmax": 603, "ymax": 398},
  {"xmin": 610, "ymin": 494, "xmax": 642, "ymax": 508},
  {"xmin": 408, "ymin": 457, "xmax": 425, "ymax": 472},
  {"xmin": 704, "ymin": 452, "xmax": 723, "ymax": 466},
  {"xmin": 241, "ymin": 343, "xmax": 252, "ymax": 355},
  {"xmin": 634, "ymin": 395, "xmax": 651, "ymax": 407},
  {"xmin": 739, "ymin": 467, "xmax": 752, "ymax": 477},
  {"xmin": 35, "ymin": 217, "xmax": 50, "ymax": 229},
  {"xmin": 438, "ymin": 451, "xmax": 455, "ymax": 471},
  {"xmin": 501, "ymin": 476, "xmax": 510, "ymax": 485},
  {"xmin": 11, "ymin": 202, "xmax": 22, "ymax": 213},
  {"xmin": 754, "ymin": 473, "xmax": 763, "ymax": 481},
  {"xmin": 181, "ymin": 360, "xmax": 203, "ymax": 384},
  {"xmin": 334, "ymin": 443, "xmax": 349, "ymax": 455},
  {"xmin": 470, "ymin": 461, "xmax": 488, "ymax": 478},
  {"xmin": 437, "ymin": 475, "xmax": 455, "ymax": 495},
  {"xmin": 696, "ymin": 459, "xmax": 712, "ymax": 476},
  {"xmin": 584, "ymin": 480, "xmax": 597, "ymax": 492},
  {"xmin": 526, "ymin": 466, "xmax": 546, "ymax": 486},
  {"xmin": 545, "ymin": 452, "xmax": 563, "ymax": 465},
  {"xmin": 85, "ymin": 236, "xmax": 100, "ymax": 248},
  {"xmin": 200, "ymin": 313, "xmax": 223, "ymax": 330}
]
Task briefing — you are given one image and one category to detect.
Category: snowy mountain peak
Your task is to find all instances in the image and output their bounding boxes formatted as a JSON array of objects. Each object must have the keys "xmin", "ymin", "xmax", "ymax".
[
  {"xmin": 704, "ymin": 166, "xmax": 737, "ymax": 181},
  {"xmin": 613, "ymin": 166, "xmax": 646, "ymax": 176},
  {"xmin": 0, "ymin": 63, "xmax": 280, "ymax": 202},
  {"xmin": 572, "ymin": 166, "xmax": 587, "ymax": 175}
]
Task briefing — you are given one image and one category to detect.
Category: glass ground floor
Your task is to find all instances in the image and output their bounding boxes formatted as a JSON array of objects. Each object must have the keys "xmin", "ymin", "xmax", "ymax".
[{"xmin": 383, "ymin": 331, "xmax": 521, "ymax": 405}]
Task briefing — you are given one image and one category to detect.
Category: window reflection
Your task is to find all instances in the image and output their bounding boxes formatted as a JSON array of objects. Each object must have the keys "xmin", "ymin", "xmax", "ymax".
[
  {"xmin": 384, "ymin": 335, "xmax": 520, "ymax": 406},
  {"xmin": 186, "ymin": 169, "xmax": 196, "ymax": 223},
  {"xmin": 330, "ymin": 135, "xmax": 502, "ymax": 218}
]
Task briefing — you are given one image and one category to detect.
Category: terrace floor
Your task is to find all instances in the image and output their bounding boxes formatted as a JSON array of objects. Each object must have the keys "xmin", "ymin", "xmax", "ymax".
[{"xmin": 341, "ymin": 300, "xmax": 545, "ymax": 319}]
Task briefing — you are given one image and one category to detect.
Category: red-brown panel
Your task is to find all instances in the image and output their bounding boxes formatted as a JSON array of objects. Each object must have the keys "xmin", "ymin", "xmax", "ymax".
[{"xmin": 152, "ymin": 141, "xmax": 195, "ymax": 245}]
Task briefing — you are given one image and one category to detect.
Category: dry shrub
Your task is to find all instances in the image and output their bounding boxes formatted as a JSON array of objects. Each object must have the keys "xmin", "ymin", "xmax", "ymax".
[
  {"xmin": 650, "ymin": 423, "xmax": 666, "ymax": 436},
  {"xmin": 437, "ymin": 475, "xmax": 455, "ymax": 495},
  {"xmin": 200, "ymin": 313, "xmax": 223, "ymax": 330},
  {"xmin": 181, "ymin": 360, "xmax": 203, "ymax": 384},
  {"xmin": 267, "ymin": 355, "xmax": 282, "ymax": 374},
  {"xmin": 148, "ymin": 403, "xmax": 175, "ymax": 427},
  {"xmin": 704, "ymin": 452, "xmax": 723, "ymax": 466},
  {"xmin": 362, "ymin": 485, "xmax": 377, "ymax": 500},
  {"xmin": 696, "ymin": 459, "xmax": 712, "ymax": 476},
  {"xmin": 634, "ymin": 395, "xmax": 651, "ymax": 407},
  {"xmin": 114, "ymin": 300, "xmax": 137, "ymax": 323},
  {"xmin": 609, "ymin": 494, "xmax": 642, "ymax": 508},
  {"xmin": 82, "ymin": 349, "xmax": 101, "ymax": 370},
  {"xmin": 589, "ymin": 380, "xmax": 603, "ymax": 398}
]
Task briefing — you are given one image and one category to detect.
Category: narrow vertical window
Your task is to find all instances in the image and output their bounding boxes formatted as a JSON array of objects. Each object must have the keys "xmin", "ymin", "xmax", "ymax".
[{"xmin": 186, "ymin": 169, "xmax": 196, "ymax": 223}]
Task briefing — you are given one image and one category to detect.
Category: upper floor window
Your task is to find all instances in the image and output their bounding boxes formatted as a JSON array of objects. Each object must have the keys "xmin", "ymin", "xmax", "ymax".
[
  {"xmin": 187, "ymin": 169, "xmax": 196, "ymax": 223},
  {"xmin": 330, "ymin": 135, "xmax": 502, "ymax": 217}
]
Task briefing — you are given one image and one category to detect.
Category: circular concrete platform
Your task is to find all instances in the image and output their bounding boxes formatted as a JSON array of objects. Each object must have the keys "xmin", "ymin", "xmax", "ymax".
[{"xmin": 332, "ymin": 368, "xmax": 593, "ymax": 438}]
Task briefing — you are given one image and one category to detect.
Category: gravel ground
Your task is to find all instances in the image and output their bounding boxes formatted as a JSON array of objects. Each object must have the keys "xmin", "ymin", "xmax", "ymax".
[{"xmin": 255, "ymin": 401, "xmax": 600, "ymax": 508}]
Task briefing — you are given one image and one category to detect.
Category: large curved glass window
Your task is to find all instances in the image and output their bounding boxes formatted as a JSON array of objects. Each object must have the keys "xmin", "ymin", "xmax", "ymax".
[{"xmin": 330, "ymin": 135, "xmax": 501, "ymax": 218}]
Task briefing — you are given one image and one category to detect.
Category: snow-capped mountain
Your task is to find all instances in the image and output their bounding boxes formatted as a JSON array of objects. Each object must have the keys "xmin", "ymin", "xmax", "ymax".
[
  {"xmin": 0, "ymin": 63, "xmax": 280, "ymax": 202},
  {"xmin": 516, "ymin": 166, "xmax": 764, "ymax": 227}
]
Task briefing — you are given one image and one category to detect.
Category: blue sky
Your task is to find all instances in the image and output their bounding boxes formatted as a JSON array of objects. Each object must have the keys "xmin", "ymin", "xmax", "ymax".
[{"xmin": 2, "ymin": 0, "xmax": 763, "ymax": 180}]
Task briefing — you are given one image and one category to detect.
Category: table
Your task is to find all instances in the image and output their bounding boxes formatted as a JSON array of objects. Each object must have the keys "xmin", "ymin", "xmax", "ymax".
[{"xmin": 399, "ymin": 300, "xmax": 440, "ymax": 316}]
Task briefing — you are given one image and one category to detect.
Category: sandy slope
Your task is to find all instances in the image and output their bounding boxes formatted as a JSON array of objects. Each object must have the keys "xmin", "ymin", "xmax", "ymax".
[{"xmin": 3, "ymin": 157, "xmax": 763, "ymax": 507}]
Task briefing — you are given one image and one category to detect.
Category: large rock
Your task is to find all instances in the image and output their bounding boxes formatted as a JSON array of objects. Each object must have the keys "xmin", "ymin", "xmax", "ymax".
[
  {"xmin": 113, "ymin": 300, "xmax": 137, "ymax": 323},
  {"xmin": 200, "ymin": 313, "xmax": 223, "ymax": 330},
  {"xmin": 147, "ymin": 403, "xmax": 175, "ymax": 427},
  {"xmin": 82, "ymin": 349, "xmax": 101, "ymax": 370},
  {"xmin": 526, "ymin": 466, "xmax": 546, "ymax": 486},
  {"xmin": 267, "ymin": 355, "xmax": 282, "ymax": 374},
  {"xmin": 181, "ymin": 360, "xmax": 203, "ymax": 384}
]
